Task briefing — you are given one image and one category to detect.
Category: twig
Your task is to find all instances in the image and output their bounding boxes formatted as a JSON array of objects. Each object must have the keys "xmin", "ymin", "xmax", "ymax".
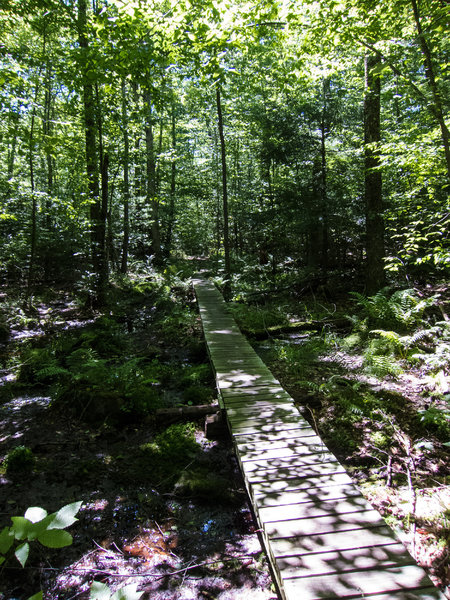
[{"xmin": 386, "ymin": 454, "xmax": 393, "ymax": 488}]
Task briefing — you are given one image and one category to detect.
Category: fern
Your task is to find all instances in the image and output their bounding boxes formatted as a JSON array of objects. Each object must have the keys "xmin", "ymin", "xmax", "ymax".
[
  {"xmin": 36, "ymin": 366, "xmax": 70, "ymax": 381},
  {"xmin": 363, "ymin": 340, "xmax": 403, "ymax": 377},
  {"xmin": 351, "ymin": 288, "xmax": 436, "ymax": 331}
]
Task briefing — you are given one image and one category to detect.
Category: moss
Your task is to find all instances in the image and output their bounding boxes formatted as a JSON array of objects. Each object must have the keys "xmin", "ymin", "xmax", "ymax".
[
  {"xmin": 174, "ymin": 468, "xmax": 232, "ymax": 503},
  {"xmin": 4, "ymin": 446, "xmax": 35, "ymax": 477},
  {"xmin": 183, "ymin": 384, "xmax": 213, "ymax": 405}
]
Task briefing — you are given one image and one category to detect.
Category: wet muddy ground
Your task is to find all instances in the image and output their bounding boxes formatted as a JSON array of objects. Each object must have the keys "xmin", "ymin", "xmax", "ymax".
[{"xmin": 0, "ymin": 393, "xmax": 276, "ymax": 600}]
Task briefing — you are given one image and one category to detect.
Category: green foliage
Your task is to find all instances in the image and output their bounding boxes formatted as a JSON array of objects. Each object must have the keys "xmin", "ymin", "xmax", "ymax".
[
  {"xmin": 4, "ymin": 446, "xmax": 35, "ymax": 477},
  {"xmin": 90, "ymin": 582, "xmax": 143, "ymax": 600},
  {"xmin": 230, "ymin": 302, "xmax": 289, "ymax": 333},
  {"xmin": 142, "ymin": 422, "xmax": 199, "ymax": 464},
  {"xmin": 174, "ymin": 468, "xmax": 231, "ymax": 502},
  {"xmin": 363, "ymin": 337, "xmax": 404, "ymax": 378},
  {"xmin": 418, "ymin": 404, "xmax": 450, "ymax": 441},
  {"xmin": 0, "ymin": 502, "xmax": 143, "ymax": 600},
  {"xmin": 0, "ymin": 501, "xmax": 82, "ymax": 569},
  {"xmin": 350, "ymin": 289, "xmax": 436, "ymax": 331},
  {"xmin": 135, "ymin": 423, "xmax": 201, "ymax": 489},
  {"xmin": 268, "ymin": 335, "xmax": 334, "ymax": 382}
]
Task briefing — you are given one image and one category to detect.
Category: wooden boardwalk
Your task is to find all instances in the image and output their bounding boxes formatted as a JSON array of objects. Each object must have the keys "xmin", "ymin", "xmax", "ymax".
[{"xmin": 193, "ymin": 277, "xmax": 445, "ymax": 600}]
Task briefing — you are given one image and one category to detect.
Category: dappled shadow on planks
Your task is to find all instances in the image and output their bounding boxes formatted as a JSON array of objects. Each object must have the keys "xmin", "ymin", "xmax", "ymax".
[{"xmin": 193, "ymin": 276, "xmax": 446, "ymax": 600}]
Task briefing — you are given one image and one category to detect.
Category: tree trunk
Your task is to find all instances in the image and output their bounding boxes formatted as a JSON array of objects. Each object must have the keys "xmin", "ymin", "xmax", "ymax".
[
  {"xmin": 364, "ymin": 53, "xmax": 385, "ymax": 295},
  {"xmin": 121, "ymin": 80, "xmax": 130, "ymax": 274},
  {"xmin": 78, "ymin": 0, "xmax": 107, "ymax": 305},
  {"xmin": 165, "ymin": 103, "xmax": 177, "ymax": 253},
  {"xmin": 144, "ymin": 88, "xmax": 162, "ymax": 264},
  {"xmin": 26, "ymin": 101, "xmax": 38, "ymax": 304},
  {"xmin": 320, "ymin": 78, "xmax": 330, "ymax": 272},
  {"xmin": 410, "ymin": 0, "xmax": 450, "ymax": 180},
  {"xmin": 216, "ymin": 84, "xmax": 231, "ymax": 300},
  {"xmin": 7, "ymin": 109, "xmax": 19, "ymax": 178}
]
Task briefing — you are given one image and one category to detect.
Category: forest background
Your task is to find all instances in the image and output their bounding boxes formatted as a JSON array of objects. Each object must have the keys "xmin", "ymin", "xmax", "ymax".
[{"xmin": 0, "ymin": 0, "xmax": 449, "ymax": 599}]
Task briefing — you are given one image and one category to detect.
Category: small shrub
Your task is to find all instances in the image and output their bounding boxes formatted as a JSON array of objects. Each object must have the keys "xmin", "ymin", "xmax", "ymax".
[
  {"xmin": 183, "ymin": 384, "xmax": 213, "ymax": 405},
  {"xmin": 230, "ymin": 303, "xmax": 289, "ymax": 333},
  {"xmin": 4, "ymin": 446, "xmax": 35, "ymax": 476},
  {"xmin": 418, "ymin": 405, "xmax": 450, "ymax": 441}
]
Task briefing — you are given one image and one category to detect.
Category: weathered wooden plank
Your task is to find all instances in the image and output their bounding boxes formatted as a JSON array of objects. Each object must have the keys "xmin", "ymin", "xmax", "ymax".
[
  {"xmin": 264, "ymin": 509, "xmax": 385, "ymax": 538},
  {"xmin": 227, "ymin": 403, "xmax": 301, "ymax": 421},
  {"xmin": 275, "ymin": 543, "xmax": 414, "ymax": 579},
  {"xmin": 269, "ymin": 525, "xmax": 399, "ymax": 557},
  {"xmin": 237, "ymin": 435, "xmax": 327, "ymax": 458},
  {"xmin": 232, "ymin": 427, "xmax": 319, "ymax": 443},
  {"xmin": 251, "ymin": 481, "xmax": 360, "ymax": 508},
  {"xmin": 282, "ymin": 565, "xmax": 440, "ymax": 600},
  {"xmin": 250, "ymin": 471, "xmax": 356, "ymax": 497},
  {"xmin": 220, "ymin": 384, "xmax": 289, "ymax": 396},
  {"xmin": 258, "ymin": 495, "xmax": 376, "ymax": 525}
]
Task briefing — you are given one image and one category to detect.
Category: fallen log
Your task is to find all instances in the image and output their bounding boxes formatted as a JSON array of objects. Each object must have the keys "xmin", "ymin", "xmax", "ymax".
[
  {"xmin": 156, "ymin": 403, "xmax": 219, "ymax": 419},
  {"xmin": 240, "ymin": 318, "xmax": 351, "ymax": 340}
]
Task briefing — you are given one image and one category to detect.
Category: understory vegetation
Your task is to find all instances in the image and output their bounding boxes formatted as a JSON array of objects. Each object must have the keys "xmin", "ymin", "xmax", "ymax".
[
  {"xmin": 0, "ymin": 257, "xmax": 449, "ymax": 598},
  {"xmin": 229, "ymin": 273, "xmax": 450, "ymax": 590}
]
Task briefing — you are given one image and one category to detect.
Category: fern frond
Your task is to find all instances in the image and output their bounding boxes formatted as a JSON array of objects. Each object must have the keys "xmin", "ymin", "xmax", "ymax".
[{"xmin": 36, "ymin": 366, "xmax": 70, "ymax": 380}]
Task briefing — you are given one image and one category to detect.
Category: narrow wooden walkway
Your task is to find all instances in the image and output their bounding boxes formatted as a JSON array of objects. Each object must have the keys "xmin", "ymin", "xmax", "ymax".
[{"xmin": 193, "ymin": 277, "xmax": 445, "ymax": 600}]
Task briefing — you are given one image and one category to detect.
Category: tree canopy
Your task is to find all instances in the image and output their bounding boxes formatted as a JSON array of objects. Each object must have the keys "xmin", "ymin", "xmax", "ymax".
[{"xmin": 0, "ymin": 0, "xmax": 448, "ymax": 298}]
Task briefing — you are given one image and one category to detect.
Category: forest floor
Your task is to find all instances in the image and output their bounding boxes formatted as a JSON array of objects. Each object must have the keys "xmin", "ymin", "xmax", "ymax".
[
  {"xmin": 0, "ymin": 290, "xmax": 276, "ymax": 600},
  {"xmin": 246, "ymin": 285, "xmax": 450, "ymax": 599},
  {"xmin": 267, "ymin": 347, "xmax": 450, "ymax": 597},
  {"xmin": 0, "ymin": 276, "xmax": 449, "ymax": 599}
]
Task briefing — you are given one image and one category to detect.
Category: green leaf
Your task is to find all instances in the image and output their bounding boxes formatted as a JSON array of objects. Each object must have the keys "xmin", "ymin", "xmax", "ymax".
[
  {"xmin": 24, "ymin": 507, "xmax": 48, "ymax": 524},
  {"xmin": 37, "ymin": 529, "xmax": 73, "ymax": 548},
  {"xmin": 0, "ymin": 526, "xmax": 14, "ymax": 554},
  {"xmin": 15, "ymin": 542, "xmax": 29, "ymax": 567},
  {"xmin": 47, "ymin": 501, "xmax": 82, "ymax": 530},
  {"xmin": 27, "ymin": 593, "xmax": 43, "ymax": 600},
  {"xmin": 90, "ymin": 581, "xmax": 111, "ymax": 600},
  {"xmin": 11, "ymin": 517, "xmax": 32, "ymax": 540},
  {"xmin": 111, "ymin": 584, "xmax": 144, "ymax": 600}
]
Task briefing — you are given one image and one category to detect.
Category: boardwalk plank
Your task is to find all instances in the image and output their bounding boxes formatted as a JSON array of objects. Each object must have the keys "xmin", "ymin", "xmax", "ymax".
[{"xmin": 193, "ymin": 277, "xmax": 445, "ymax": 600}]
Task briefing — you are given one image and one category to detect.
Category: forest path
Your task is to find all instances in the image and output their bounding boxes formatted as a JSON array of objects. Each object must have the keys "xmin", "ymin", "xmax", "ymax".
[{"xmin": 193, "ymin": 276, "xmax": 445, "ymax": 600}]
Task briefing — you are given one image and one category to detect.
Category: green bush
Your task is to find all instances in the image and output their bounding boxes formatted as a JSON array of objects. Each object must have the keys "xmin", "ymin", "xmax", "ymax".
[{"xmin": 4, "ymin": 446, "xmax": 35, "ymax": 477}]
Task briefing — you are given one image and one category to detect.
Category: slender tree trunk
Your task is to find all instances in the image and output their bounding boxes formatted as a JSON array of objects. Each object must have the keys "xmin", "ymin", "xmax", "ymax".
[
  {"xmin": 216, "ymin": 84, "xmax": 231, "ymax": 300},
  {"xmin": 26, "ymin": 102, "xmax": 38, "ymax": 304},
  {"xmin": 121, "ymin": 80, "xmax": 130, "ymax": 274},
  {"xmin": 42, "ymin": 61, "xmax": 54, "ymax": 280},
  {"xmin": 8, "ymin": 109, "xmax": 19, "ymax": 178},
  {"xmin": 143, "ymin": 88, "xmax": 162, "ymax": 263},
  {"xmin": 364, "ymin": 53, "xmax": 385, "ymax": 294},
  {"xmin": 78, "ymin": 0, "xmax": 106, "ymax": 306},
  {"xmin": 410, "ymin": 0, "xmax": 450, "ymax": 180},
  {"xmin": 320, "ymin": 78, "xmax": 329, "ymax": 272},
  {"xmin": 165, "ymin": 103, "xmax": 177, "ymax": 253}
]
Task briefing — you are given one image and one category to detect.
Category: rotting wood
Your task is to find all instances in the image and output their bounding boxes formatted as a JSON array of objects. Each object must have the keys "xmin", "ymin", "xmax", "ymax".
[
  {"xmin": 155, "ymin": 403, "xmax": 219, "ymax": 419},
  {"xmin": 240, "ymin": 318, "xmax": 350, "ymax": 340},
  {"xmin": 193, "ymin": 276, "xmax": 446, "ymax": 600}
]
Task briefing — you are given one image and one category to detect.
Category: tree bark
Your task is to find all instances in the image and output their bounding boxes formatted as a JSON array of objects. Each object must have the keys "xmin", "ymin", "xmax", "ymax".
[
  {"xmin": 78, "ymin": 0, "xmax": 106, "ymax": 305},
  {"xmin": 120, "ymin": 80, "xmax": 130, "ymax": 274},
  {"xmin": 320, "ymin": 77, "xmax": 330, "ymax": 272},
  {"xmin": 364, "ymin": 53, "xmax": 385, "ymax": 294},
  {"xmin": 216, "ymin": 84, "xmax": 231, "ymax": 300},
  {"xmin": 144, "ymin": 88, "xmax": 162, "ymax": 264},
  {"xmin": 165, "ymin": 102, "xmax": 177, "ymax": 253}
]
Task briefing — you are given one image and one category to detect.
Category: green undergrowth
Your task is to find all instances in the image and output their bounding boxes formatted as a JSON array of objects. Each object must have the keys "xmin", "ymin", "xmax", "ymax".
[
  {"xmin": 345, "ymin": 288, "xmax": 449, "ymax": 382},
  {"xmin": 6, "ymin": 267, "xmax": 214, "ymax": 424},
  {"xmin": 119, "ymin": 422, "xmax": 237, "ymax": 503},
  {"xmin": 251, "ymin": 286, "xmax": 450, "ymax": 459}
]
